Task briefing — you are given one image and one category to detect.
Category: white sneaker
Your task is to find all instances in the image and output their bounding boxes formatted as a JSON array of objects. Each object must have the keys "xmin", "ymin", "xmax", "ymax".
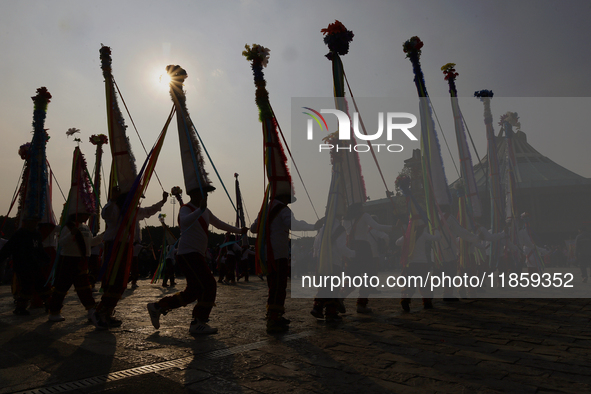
[
  {"xmin": 189, "ymin": 319, "xmax": 218, "ymax": 335},
  {"xmin": 48, "ymin": 313, "xmax": 65, "ymax": 322},
  {"xmin": 87, "ymin": 308, "xmax": 99, "ymax": 327},
  {"xmin": 147, "ymin": 303, "xmax": 162, "ymax": 329}
]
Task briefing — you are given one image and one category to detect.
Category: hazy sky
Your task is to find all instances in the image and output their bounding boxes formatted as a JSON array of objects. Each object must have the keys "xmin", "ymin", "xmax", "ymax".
[{"xmin": 1, "ymin": 0, "xmax": 590, "ymax": 233}]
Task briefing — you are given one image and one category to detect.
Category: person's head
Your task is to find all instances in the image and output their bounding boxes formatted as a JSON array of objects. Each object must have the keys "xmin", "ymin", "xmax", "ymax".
[
  {"xmin": 275, "ymin": 193, "xmax": 293, "ymax": 205},
  {"xmin": 188, "ymin": 187, "xmax": 213, "ymax": 204}
]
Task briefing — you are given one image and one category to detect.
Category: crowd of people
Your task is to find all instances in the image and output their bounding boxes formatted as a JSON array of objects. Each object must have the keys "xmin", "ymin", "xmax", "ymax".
[{"xmin": 1, "ymin": 198, "xmax": 590, "ymax": 334}]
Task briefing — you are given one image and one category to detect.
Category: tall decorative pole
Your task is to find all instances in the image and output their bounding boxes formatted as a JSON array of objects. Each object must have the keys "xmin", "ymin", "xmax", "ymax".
[
  {"xmin": 25, "ymin": 87, "xmax": 52, "ymax": 222},
  {"xmin": 167, "ymin": 65, "xmax": 215, "ymax": 196},
  {"xmin": 442, "ymin": 63, "xmax": 481, "ymax": 219},
  {"xmin": 316, "ymin": 21, "xmax": 366, "ymax": 276},
  {"xmin": 442, "ymin": 63, "xmax": 481, "ymax": 270},
  {"xmin": 475, "ymin": 89, "xmax": 504, "ymax": 267},
  {"xmin": 403, "ymin": 37, "xmax": 451, "ymax": 263},
  {"xmin": 243, "ymin": 44, "xmax": 293, "ymax": 275},
  {"xmin": 88, "ymin": 134, "xmax": 108, "ymax": 235},
  {"xmin": 169, "ymin": 185, "xmax": 183, "ymax": 227},
  {"xmin": 321, "ymin": 20, "xmax": 366, "ymax": 206},
  {"xmin": 100, "ymin": 45, "xmax": 137, "ymax": 198},
  {"xmin": 500, "ymin": 112, "xmax": 521, "ymax": 250}
]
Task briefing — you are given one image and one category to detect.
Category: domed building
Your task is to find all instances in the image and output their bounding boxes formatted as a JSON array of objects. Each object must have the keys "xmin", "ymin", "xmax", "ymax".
[{"xmin": 364, "ymin": 124, "xmax": 591, "ymax": 245}]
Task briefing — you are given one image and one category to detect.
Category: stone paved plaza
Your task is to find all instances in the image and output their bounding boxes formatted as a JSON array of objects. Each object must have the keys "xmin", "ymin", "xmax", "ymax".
[{"xmin": 1, "ymin": 278, "xmax": 590, "ymax": 393}]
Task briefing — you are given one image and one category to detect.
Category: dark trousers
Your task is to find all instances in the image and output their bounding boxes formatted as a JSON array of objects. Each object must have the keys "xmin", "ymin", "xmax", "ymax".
[
  {"xmin": 157, "ymin": 252, "xmax": 216, "ymax": 321},
  {"xmin": 314, "ymin": 263, "xmax": 341, "ymax": 312},
  {"xmin": 339, "ymin": 240, "xmax": 372, "ymax": 306},
  {"xmin": 579, "ymin": 256, "xmax": 590, "ymax": 278},
  {"xmin": 223, "ymin": 255, "xmax": 237, "ymax": 282},
  {"xmin": 48, "ymin": 255, "xmax": 96, "ymax": 314},
  {"xmin": 88, "ymin": 254, "xmax": 100, "ymax": 286},
  {"xmin": 238, "ymin": 258, "xmax": 250, "ymax": 280},
  {"xmin": 401, "ymin": 262, "xmax": 433, "ymax": 299},
  {"xmin": 130, "ymin": 256, "xmax": 139, "ymax": 284},
  {"xmin": 14, "ymin": 268, "xmax": 51, "ymax": 310},
  {"xmin": 441, "ymin": 260, "xmax": 458, "ymax": 297},
  {"xmin": 97, "ymin": 241, "xmax": 131, "ymax": 316},
  {"xmin": 162, "ymin": 260, "xmax": 175, "ymax": 285},
  {"xmin": 267, "ymin": 257, "xmax": 288, "ymax": 317}
]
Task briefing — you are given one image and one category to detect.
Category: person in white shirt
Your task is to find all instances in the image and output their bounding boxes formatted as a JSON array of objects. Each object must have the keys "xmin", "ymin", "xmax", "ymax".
[
  {"xmin": 438, "ymin": 204, "xmax": 480, "ymax": 301},
  {"xmin": 342, "ymin": 203, "xmax": 393, "ymax": 314},
  {"xmin": 148, "ymin": 189, "xmax": 247, "ymax": 335},
  {"xmin": 311, "ymin": 217, "xmax": 355, "ymax": 321},
  {"xmin": 517, "ymin": 213, "xmax": 548, "ymax": 275},
  {"xmin": 396, "ymin": 220, "xmax": 441, "ymax": 311},
  {"xmin": 129, "ymin": 196, "xmax": 169, "ymax": 289},
  {"xmin": 47, "ymin": 213, "xmax": 103, "ymax": 323},
  {"xmin": 250, "ymin": 194, "xmax": 317, "ymax": 332},
  {"xmin": 96, "ymin": 188, "xmax": 167, "ymax": 328},
  {"xmin": 237, "ymin": 244, "xmax": 255, "ymax": 282}
]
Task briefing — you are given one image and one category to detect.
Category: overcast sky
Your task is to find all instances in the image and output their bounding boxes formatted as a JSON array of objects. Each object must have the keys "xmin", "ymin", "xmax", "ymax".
[{"xmin": 1, "ymin": 0, "xmax": 590, "ymax": 233}]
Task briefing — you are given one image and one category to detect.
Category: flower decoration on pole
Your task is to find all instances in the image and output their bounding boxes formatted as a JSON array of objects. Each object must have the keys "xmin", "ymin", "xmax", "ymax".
[
  {"xmin": 18, "ymin": 143, "xmax": 31, "ymax": 160},
  {"xmin": 441, "ymin": 62, "xmax": 459, "ymax": 85},
  {"xmin": 90, "ymin": 134, "xmax": 108, "ymax": 146},
  {"xmin": 242, "ymin": 44, "xmax": 272, "ymax": 121},
  {"xmin": 171, "ymin": 186, "xmax": 183, "ymax": 197},
  {"xmin": 395, "ymin": 174, "xmax": 411, "ymax": 195},
  {"xmin": 499, "ymin": 111, "xmax": 521, "ymax": 130},
  {"xmin": 403, "ymin": 36, "xmax": 424, "ymax": 60},
  {"xmin": 170, "ymin": 186, "xmax": 184, "ymax": 206},
  {"xmin": 66, "ymin": 128, "xmax": 80, "ymax": 137},
  {"xmin": 321, "ymin": 20, "xmax": 354, "ymax": 60},
  {"xmin": 158, "ymin": 213, "xmax": 166, "ymax": 224}
]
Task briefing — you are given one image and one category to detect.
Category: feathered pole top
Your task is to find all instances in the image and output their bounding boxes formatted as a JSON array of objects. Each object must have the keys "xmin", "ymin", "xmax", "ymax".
[
  {"xmin": 167, "ymin": 64, "xmax": 188, "ymax": 108},
  {"xmin": 24, "ymin": 87, "xmax": 52, "ymax": 221},
  {"xmin": 90, "ymin": 134, "xmax": 109, "ymax": 146},
  {"xmin": 321, "ymin": 20, "xmax": 354, "ymax": 60},
  {"xmin": 242, "ymin": 44, "xmax": 272, "ymax": 121},
  {"xmin": 18, "ymin": 143, "xmax": 31, "ymax": 160},
  {"xmin": 171, "ymin": 186, "xmax": 184, "ymax": 205},
  {"xmin": 474, "ymin": 90, "xmax": 494, "ymax": 124},
  {"xmin": 403, "ymin": 36, "xmax": 429, "ymax": 98},
  {"xmin": 441, "ymin": 63, "xmax": 459, "ymax": 95},
  {"xmin": 167, "ymin": 65, "xmax": 215, "ymax": 194}
]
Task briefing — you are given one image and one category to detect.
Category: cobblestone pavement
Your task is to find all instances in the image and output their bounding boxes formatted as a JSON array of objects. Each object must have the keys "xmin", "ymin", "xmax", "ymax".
[{"xmin": 1, "ymin": 277, "xmax": 590, "ymax": 393}]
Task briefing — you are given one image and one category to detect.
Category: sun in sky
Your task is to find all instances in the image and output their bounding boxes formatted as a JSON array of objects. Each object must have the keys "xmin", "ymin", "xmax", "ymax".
[{"xmin": 158, "ymin": 71, "xmax": 172, "ymax": 89}]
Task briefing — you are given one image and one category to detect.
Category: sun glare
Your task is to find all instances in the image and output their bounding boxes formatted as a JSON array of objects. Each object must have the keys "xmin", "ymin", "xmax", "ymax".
[{"xmin": 158, "ymin": 71, "xmax": 172, "ymax": 87}]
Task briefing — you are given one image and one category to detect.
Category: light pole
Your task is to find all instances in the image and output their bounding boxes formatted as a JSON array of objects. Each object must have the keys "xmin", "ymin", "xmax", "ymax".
[{"xmin": 171, "ymin": 197, "xmax": 176, "ymax": 226}]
